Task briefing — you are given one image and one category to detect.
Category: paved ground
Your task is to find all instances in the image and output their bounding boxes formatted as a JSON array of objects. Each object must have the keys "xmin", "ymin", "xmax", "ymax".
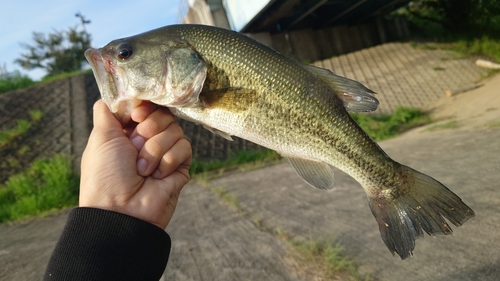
[
  {"xmin": 0, "ymin": 44, "xmax": 498, "ymax": 280},
  {"xmin": 2, "ymin": 125, "xmax": 498, "ymax": 280},
  {"xmin": 205, "ymin": 127, "xmax": 500, "ymax": 281},
  {"xmin": 163, "ymin": 55, "xmax": 500, "ymax": 280}
]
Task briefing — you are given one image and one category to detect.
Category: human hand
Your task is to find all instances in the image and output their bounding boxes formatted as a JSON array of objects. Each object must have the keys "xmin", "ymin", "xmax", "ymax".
[{"xmin": 79, "ymin": 100, "xmax": 192, "ymax": 229}]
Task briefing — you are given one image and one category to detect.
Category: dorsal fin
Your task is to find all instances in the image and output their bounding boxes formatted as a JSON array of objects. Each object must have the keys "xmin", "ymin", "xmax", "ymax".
[{"xmin": 303, "ymin": 64, "xmax": 379, "ymax": 113}]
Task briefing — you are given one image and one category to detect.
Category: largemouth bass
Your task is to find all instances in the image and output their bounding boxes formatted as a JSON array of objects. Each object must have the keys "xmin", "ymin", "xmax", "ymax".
[{"xmin": 85, "ymin": 24, "xmax": 474, "ymax": 259}]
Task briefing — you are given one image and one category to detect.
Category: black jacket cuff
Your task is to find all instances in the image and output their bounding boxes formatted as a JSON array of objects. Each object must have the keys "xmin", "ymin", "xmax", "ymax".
[{"xmin": 44, "ymin": 207, "xmax": 171, "ymax": 281}]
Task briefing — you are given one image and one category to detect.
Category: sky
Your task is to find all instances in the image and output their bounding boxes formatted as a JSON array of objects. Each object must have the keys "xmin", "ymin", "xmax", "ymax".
[
  {"xmin": 0, "ymin": 0, "xmax": 272, "ymax": 81},
  {"xmin": 0, "ymin": 0, "xmax": 182, "ymax": 80}
]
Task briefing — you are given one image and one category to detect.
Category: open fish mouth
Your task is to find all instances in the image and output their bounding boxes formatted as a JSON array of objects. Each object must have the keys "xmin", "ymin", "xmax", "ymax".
[{"xmin": 85, "ymin": 48, "xmax": 139, "ymax": 124}]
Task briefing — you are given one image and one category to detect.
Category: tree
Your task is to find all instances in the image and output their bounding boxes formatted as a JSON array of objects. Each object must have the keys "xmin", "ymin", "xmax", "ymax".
[
  {"xmin": 405, "ymin": 0, "xmax": 500, "ymax": 38},
  {"xmin": 15, "ymin": 25, "xmax": 92, "ymax": 77}
]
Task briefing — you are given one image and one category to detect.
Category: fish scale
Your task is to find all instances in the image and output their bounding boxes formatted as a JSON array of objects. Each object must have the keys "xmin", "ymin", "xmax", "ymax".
[
  {"xmin": 85, "ymin": 24, "xmax": 474, "ymax": 259},
  {"xmin": 181, "ymin": 27, "xmax": 373, "ymax": 163}
]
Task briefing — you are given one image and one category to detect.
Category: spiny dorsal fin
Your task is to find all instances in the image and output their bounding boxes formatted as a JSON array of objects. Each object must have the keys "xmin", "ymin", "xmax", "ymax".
[
  {"xmin": 302, "ymin": 64, "xmax": 379, "ymax": 113},
  {"xmin": 284, "ymin": 156, "xmax": 335, "ymax": 190}
]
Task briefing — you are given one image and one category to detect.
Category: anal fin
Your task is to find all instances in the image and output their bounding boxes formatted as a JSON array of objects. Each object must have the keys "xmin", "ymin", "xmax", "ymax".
[{"xmin": 284, "ymin": 156, "xmax": 335, "ymax": 190}]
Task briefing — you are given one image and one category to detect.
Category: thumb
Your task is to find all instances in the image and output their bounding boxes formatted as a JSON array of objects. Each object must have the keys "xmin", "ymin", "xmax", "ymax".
[{"xmin": 92, "ymin": 100, "xmax": 124, "ymax": 140}]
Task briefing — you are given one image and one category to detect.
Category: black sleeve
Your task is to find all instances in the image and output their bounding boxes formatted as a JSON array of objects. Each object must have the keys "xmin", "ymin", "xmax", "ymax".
[{"xmin": 44, "ymin": 207, "xmax": 171, "ymax": 281}]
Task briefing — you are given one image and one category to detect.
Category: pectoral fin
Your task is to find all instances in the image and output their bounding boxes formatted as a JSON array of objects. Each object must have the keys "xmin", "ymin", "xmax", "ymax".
[
  {"xmin": 284, "ymin": 156, "xmax": 335, "ymax": 190},
  {"xmin": 302, "ymin": 64, "xmax": 379, "ymax": 112}
]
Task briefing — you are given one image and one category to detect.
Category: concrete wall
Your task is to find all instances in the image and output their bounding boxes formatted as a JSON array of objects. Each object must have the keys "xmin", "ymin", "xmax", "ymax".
[
  {"xmin": 250, "ymin": 17, "xmax": 410, "ymax": 63},
  {"xmin": 0, "ymin": 74, "xmax": 263, "ymax": 184}
]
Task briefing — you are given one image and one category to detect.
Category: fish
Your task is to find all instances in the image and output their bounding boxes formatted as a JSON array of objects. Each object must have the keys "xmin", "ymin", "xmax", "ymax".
[{"xmin": 85, "ymin": 24, "xmax": 474, "ymax": 259}]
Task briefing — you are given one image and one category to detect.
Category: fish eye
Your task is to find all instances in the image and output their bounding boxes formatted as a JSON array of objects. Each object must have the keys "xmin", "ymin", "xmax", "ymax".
[{"xmin": 117, "ymin": 43, "xmax": 133, "ymax": 60}]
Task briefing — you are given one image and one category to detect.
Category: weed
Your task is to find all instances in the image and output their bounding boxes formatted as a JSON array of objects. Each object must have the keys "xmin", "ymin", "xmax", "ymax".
[
  {"xmin": 289, "ymin": 238, "xmax": 370, "ymax": 280},
  {"xmin": 0, "ymin": 154, "xmax": 79, "ymax": 223},
  {"xmin": 425, "ymin": 120, "xmax": 459, "ymax": 131},
  {"xmin": 203, "ymin": 180, "xmax": 372, "ymax": 281},
  {"xmin": 29, "ymin": 110, "xmax": 44, "ymax": 122},
  {"xmin": 0, "ymin": 120, "xmax": 31, "ymax": 148},
  {"xmin": 41, "ymin": 69, "xmax": 92, "ymax": 84},
  {"xmin": 412, "ymin": 37, "xmax": 500, "ymax": 63},
  {"xmin": 0, "ymin": 69, "xmax": 93, "ymax": 95},
  {"xmin": 0, "ymin": 156, "xmax": 21, "ymax": 170},
  {"xmin": 351, "ymin": 107, "xmax": 431, "ymax": 141},
  {"xmin": 213, "ymin": 187, "xmax": 240, "ymax": 209},
  {"xmin": 452, "ymin": 37, "xmax": 500, "ymax": 62},
  {"xmin": 486, "ymin": 108, "xmax": 498, "ymax": 112},
  {"xmin": 17, "ymin": 145, "xmax": 31, "ymax": 156},
  {"xmin": 487, "ymin": 120, "xmax": 500, "ymax": 128},
  {"xmin": 0, "ymin": 73, "xmax": 36, "ymax": 94},
  {"xmin": 0, "ymin": 110, "xmax": 44, "ymax": 148},
  {"xmin": 191, "ymin": 108, "xmax": 430, "ymax": 179},
  {"xmin": 190, "ymin": 149, "xmax": 281, "ymax": 176}
]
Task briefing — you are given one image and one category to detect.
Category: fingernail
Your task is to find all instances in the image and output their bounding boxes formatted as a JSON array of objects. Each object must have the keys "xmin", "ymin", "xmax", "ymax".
[
  {"xmin": 152, "ymin": 169, "xmax": 162, "ymax": 179},
  {"xmin": 131, "ymin": 135, "xmax": 145, "ymax": 151},
  {"xmin": 137, "ymin": 158, "xmax": 148, "ymax": 175}
]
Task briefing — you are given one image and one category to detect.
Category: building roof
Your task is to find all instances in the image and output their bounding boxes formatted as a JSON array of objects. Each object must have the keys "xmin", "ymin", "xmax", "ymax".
[{"xmin": 240, "ymin": 0, "xmax": 410, "ymax": 33}]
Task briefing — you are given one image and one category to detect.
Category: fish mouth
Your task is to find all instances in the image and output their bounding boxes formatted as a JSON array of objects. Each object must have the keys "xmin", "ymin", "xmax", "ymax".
[{"xmin": 85, "ymin": 48, "xmax": 138, "ymax": 124}]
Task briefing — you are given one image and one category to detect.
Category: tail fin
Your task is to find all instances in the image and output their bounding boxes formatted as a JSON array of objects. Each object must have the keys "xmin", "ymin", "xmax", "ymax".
[{"xmin": 368, "ymin": 166, "xmax": 475, "ymax": 260}]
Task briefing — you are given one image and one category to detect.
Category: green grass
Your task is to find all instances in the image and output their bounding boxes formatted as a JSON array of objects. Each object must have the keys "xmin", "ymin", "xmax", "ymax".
[
  {"xmin": 40, "ymin": 69, "xmax": 92, "ymax": 84},
  {"xmin": 202, "ymin": 179, "xmax": 371, "ymax": 281},
  {"xmin": 425, "ymin": 120, "xmax": 459, "ymax": 131},
  {"xmin": 0, "ymin": 73, "xmax": 36, "ymax": 94},
  {"xmin": 0, "ymin": 154, "xmax": 79, "ymax": 223},
  {"xmin": 411, "ymin": 37, "xmax": 500, "ymax": 63},
  {"xmin": 451, "ymin": 37, "xmax": 500, "ymax": 62},
  {"xmin": 29, "ymin": 109, "xmax": 44, "ymax": 122},
  {"xmin": 0, "ymin": 110, "xmax": 44, "ymax": 148},
  {"xmin": 0, "ymin": 120, "xmax": 31, "ymax": 148},
  {"xmin": 190, "ymin": 149, "xmax": 281, "ymax": 176},
  {"xmin": 351, "ymin": 107, "xmax": 431, "ymax": 141},
  {"xmin": 212, "ymin": 187, "xmax": 240, "ymax": 208},
  {"xmin": 288, "ymin": 237, "xmax": 371, "ymax": 281},
  {"xmin": 487, "ymin": 120, "xmax": 500, "ymax": 128},
  {"xmin": 0, "ymin": 69, "xmax": 92, "ymax": 95},
  {"xmin": 190, "ymin": 107, "xmax": 430, "ymax": 177}
]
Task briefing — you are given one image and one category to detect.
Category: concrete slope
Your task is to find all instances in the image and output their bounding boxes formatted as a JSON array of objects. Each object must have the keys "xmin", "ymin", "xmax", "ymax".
[{"xmin": 314, "ymin": 42, "xmax": 488, "ymax": 114}]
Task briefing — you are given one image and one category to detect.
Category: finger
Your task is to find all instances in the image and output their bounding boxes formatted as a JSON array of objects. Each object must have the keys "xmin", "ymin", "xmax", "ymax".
[
  {"xmin": 152, "ymin": 138, "xmax": 192, "ymax": 180},
  {"xmin": 130, "ymin": 101, "xmax": 158, "ymax": 123},
  {"xmin": 136, "ymin": 123, "xmax": 185, "ymax": 176},
  {"xmin": 91, "ymin": 100, "xmax": 125, "ymax": 143},
  {"xmin": 93, "ymin": 100, "xmax": 122, "ymax": 131},
  {"xmin": 129, "ymin": 106, "xmax": 176, "ymax": 151}
]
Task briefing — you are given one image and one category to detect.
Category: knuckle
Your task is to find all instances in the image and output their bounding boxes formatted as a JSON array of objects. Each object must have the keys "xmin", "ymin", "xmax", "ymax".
[
  {"xmin": 145, "ymin": 137, "xmax": 163, "ymax": 156},
  {"xmin": 178, "ymin": 138, "xmax": 192, "ymax": 154},
  {"xmin": 163, "ymin": 152, "xmax": 177, "ymax": 166},
  {"xmin": 168, "ymin": 123, "xmax": 185, "ymax": 139}
]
